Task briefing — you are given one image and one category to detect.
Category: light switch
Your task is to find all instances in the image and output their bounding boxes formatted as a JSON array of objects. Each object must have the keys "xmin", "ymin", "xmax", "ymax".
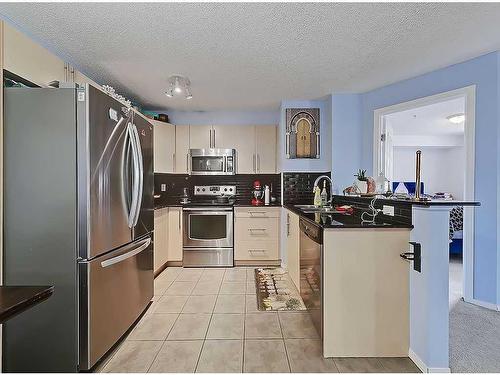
[
  {"xmin": 161, "ymin": 184, "xmax": 166, "ymax": 192},
  {"xmin": 383, "ymin": 205, "xmax": 395, "ymax": 216}
]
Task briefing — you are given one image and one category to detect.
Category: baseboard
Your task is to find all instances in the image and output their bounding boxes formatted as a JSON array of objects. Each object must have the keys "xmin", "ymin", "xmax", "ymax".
[
  {"xmin": 464, "ymin": 297, "xmax": 500, "ymax": 311},
  {"xmin": 234, "ymin": 260, "xmax": 281, "ymax": 267},
  {"xmin": 408, "ymin": 349, "xmax": 450, "ymax": 373},
  {"xmin": 166, "ymin": 260, "xmax": 183, "ymax": 267},
  {"xmin": 154, "ymin": 262, "xmax": 169, "ymax": 278}
]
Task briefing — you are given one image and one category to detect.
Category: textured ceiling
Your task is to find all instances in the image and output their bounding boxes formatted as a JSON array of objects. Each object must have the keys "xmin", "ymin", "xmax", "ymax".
[
  {"xmin": 1, "ymin": 3, "xmax": 500, "ymax": 111},
  {"xmin": 386, "ymin": 97, "xmax": 465, "ymax": 136}
]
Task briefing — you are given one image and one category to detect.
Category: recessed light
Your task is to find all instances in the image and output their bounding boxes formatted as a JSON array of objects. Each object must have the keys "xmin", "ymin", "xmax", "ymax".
[{"xmin": 446, "ymin": 113, "xmax": 465, "ymax": 124}]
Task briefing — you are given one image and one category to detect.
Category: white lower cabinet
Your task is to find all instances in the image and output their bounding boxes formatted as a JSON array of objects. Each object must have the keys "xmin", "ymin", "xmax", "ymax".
[
  {"xmin": 284, "ymin": 209, "xmax": 300, "ymax": 290},
  {"xmin": 167, "ymin": 207, "xmax": 183, "ymax": 262},
  {"xmin": 153, "ymin": 208, "xmax": 169, "ymax": 273},
  {"xmin": 234, "ymin": 207, "xmax": 280, "ymax": 264}
]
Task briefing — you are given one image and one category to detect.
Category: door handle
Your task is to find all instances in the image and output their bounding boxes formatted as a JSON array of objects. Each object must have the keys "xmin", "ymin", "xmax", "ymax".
[
  {"xmin": 127, "ymin": 122, "xmax": 140, "ymax": 229},
  {"xmin": 131, "ymin": 124, "xmax": 144, "ymax": 227},
  {"xmin": 400, "ymin": 242, "xmax": 421, "ymax": 272},
  {"xmin": 101, "ymin": 238, "xmax": 151, "ymax": 267}
]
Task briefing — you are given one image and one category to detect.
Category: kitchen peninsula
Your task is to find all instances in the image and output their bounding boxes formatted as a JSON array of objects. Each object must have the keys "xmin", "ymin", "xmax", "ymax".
[{"xmin": 285, "ymin": 192, "xmax": 479, "ymax": 371}]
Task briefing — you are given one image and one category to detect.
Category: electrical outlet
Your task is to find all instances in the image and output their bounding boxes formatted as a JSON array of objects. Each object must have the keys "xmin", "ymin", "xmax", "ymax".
[
  {"xmin": 161, "ymin": 184, "xmax": 166, "ymax": 192},
  {"xmin": 383, "ymin": 205, "xmax": 395, "ymax": 216}
]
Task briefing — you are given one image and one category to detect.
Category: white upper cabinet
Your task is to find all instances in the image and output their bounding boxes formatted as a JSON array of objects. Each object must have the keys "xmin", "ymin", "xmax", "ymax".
[
  {"xmin": 187, "ymin": 124, "xmax": 277, "ymax": 174},
  {"xmin": 213, "ymin": 125, "xmax": 256, "ymax": 174},
  {"xmin": 175, "ymin": 125, "xmax": 190, "ymax": 174},
  {"xmin": 189, "ymin": 125, "xmax": 213, "ymax": 149},
  {"xmin": 4, "ymin": 24, "xmax": 66, "ymax": 87},
  {"xmin": 3, "ymin": 24, "xmax": 99, "ymax": 89},
  {"xmin": 255, "ymin": 125, "xmax": 277, "ymax": 174},
  {"xmin": 153, "ymin": 120, "xmax": 175, "ymax": 173}
]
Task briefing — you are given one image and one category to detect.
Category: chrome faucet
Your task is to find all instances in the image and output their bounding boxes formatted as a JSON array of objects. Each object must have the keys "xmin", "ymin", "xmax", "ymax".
[{"xmin": 313, "ymin": 175, "xmax": 334, "ymax": 205}]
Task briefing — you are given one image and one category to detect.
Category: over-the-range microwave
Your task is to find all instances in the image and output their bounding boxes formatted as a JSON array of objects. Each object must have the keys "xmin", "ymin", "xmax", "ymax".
[{"xmin": 189, "ymin": 148, "xmax": 236, "ymax": 175}]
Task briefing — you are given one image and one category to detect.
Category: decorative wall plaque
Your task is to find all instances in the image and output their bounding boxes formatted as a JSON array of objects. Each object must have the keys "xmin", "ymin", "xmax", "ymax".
[{"xmin": 285, "ymin": 108, "xmax": 320, "ymax": 159}]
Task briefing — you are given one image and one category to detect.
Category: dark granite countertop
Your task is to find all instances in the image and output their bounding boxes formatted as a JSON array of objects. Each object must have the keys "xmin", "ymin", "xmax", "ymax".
[
  {"xmin": 284, "ymin": 204, "xmax": 413, "ymax": 230},
  {"xmin": 0, "ymin": 286, "xmax": 54, "ymax": 323},
  {"xmin": 334, "ymin": 194, "xmax": 480, "ymax": 207},
  {"xmin": 155, "ymin": 201, "xmax": 282, "ymax": 209}
]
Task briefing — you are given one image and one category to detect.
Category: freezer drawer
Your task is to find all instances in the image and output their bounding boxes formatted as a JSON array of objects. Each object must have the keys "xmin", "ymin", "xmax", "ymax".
[
  {"xmin": 79, "ymin": 236, "xmax": 153, "ymax": 370},
  {"xmin": 183, "ymin": 247, "xmax": 233, "ymax": 267}
]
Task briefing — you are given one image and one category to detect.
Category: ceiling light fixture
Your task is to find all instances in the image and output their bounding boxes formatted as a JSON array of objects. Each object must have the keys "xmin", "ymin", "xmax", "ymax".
[
  {"xmin": 446, "ymin": 113, "xmax": 465, "ymax": 124},
  {"xmin": 165, "ymin": 75, "xmax": 192, "ymax": 100}
]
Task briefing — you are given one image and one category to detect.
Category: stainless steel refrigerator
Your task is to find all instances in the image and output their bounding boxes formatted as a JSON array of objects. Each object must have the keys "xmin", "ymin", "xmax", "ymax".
[{"xmin": 3, "ymin": 84, "xmax": 154, "ymax": 372}]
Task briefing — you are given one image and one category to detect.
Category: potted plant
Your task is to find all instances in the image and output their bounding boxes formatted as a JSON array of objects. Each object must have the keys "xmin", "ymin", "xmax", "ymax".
[{"xmin": 354, "ymin": 169, "xmax": 368, "ymax": 194}]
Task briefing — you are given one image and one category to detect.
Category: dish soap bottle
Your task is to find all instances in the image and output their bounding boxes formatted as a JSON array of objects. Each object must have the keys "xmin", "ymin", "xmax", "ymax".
[
  {"xmin": 320, "ymin": 181, "xmax": 328, "ymax": 206},
  {"xmin": 314, "ymin": 186, "xmax": 322, "ymax": 207}
]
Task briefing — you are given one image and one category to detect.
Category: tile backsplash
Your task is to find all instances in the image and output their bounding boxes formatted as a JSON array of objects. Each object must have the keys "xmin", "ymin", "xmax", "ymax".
[
  {"xmin": 155, "ymin": 173, "xmax": 281, "ymax": 206},
  {"xmin": 283, "ymin": 172, "xmax": 331, "ymax": 204}
]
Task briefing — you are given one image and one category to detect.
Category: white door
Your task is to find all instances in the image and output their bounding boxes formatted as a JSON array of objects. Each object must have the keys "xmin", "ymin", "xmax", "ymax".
[
  {"xmin": 213, "ymin": 125, "xmax": 256, "ymax": 173},
  {"xmin": 4, "ymin": 24, "xmax": 66, "ymax": 87},
  {"xmin": 255, "ymin": 125, "xmax": 277, "ymax": 174},
  {"xmin": 153, "ymin": 120, "xmax": 175, "ymax": 173},
  {"xmin": 189, "ymin": 125, "xmax": 213, "ymax": 149},
  {"xmin": 175, "ymin": 126, "xmax": 190, "ymax": 174}
]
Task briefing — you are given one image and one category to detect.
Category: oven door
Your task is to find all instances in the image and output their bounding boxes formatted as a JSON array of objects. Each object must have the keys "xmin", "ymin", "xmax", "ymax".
[{"xmin": 183, "ymin": 207, "xmax": 233, "ymax": 248}]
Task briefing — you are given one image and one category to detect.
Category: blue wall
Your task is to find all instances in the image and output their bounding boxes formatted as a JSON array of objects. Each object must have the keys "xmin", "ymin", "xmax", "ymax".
[
  {"xmin": 279, "ymin": 98, "xmax": 332, "ymax": 172},
  {"xmin": 146, "ymin": 110, "xmax": 280, "ymax": 126},
  {"xmin": 357, "ymin": 52, "xmax": 500, "ymax": 304},
  {"xmin": 331, "ymin": 94, "xmax": 363, "ymax": 190}
]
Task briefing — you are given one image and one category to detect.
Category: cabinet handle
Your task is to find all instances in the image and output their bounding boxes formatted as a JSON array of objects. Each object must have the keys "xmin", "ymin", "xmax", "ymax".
[
  {"xmin": 252, "ymin": 154, "xmax": 256, "ymax": 173},
  {"xmin": 186, "ymin": 153, "xmax": 189, "ymax": 173},
  {"xmin": 249, "ymin": 211, "xmax": 267, "ymax": 216},
  {"xmin": 209, "ymin": 129, "xmax": 212, "ymax": 148},
  {"xmin": 286, "ymin": 213, "xmax": 290, "ymax": 236},
  {"xmin": 249, "ymin": 249, "xmax": 266, "ymax": 253},
  {"xmin": 213, "ymin": 129, "xmax": 216, "ymax": 147},
  {"xmin": 178, "ymin": 210, "xmax": 181, "ymax": 230},
  {"xmin": 173, "ymin": 153, "xmax": 176, "ymax": 172},
  {"xmin": 257, "ymin": 154, "xmax": 260, "ymax": 173}
]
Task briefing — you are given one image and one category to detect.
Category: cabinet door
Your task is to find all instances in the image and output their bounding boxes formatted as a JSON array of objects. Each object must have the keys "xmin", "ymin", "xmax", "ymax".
[
  {"xmin": 154, "ymin": 208, "xmax": 169, "ymax": 272},
  {"xmin": 153, "ymin": 120, "xmax": 175, "ymax": 173},
  {"xmin": 4, "ymin": 24, "xmax": 65, "ymax": 87},
  {"xmin": 286, "ymin": 210, "xmax": 300, "ymax": 290},
  {"xmin": 167, "ymin": 208, "xmax": 183, "ymax": 262},
  {"xmin": 255, "ymin": 125, "xmax": 277, "ymax": 174},
  {"xmin": 175, "ymin": 126, "xmax": 190, "ymax": 174},
  {"xmin": 213, "ymin": 125, "xmax": 255, "ymax": 174},
  {"xmin": 189, "ymin": 125, "xmax": 212, "ymax": 149}
]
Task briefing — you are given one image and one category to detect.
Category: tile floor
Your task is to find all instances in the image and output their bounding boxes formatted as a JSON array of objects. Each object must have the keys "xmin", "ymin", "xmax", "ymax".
[{"xmin": 98, "ymin": 267, "xmax": 420, "ymax": 373}]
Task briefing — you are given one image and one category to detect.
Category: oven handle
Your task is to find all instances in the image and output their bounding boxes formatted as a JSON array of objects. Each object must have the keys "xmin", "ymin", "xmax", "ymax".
[{"xmin": 183, "ymin": 207, "xmax": 234, "ymax": 212}]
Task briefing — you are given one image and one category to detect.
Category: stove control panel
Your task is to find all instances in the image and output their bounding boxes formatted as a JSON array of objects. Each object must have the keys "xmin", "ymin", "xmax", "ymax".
[{"xmin": 194, "ymin": 185, "xmax": 236, "ymax": 196}]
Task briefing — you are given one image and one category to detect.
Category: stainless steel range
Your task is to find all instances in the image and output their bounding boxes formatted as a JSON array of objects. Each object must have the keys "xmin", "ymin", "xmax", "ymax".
[{"xmin": 183, "ymin": 185, "xmax": 236, "ymax": 267}]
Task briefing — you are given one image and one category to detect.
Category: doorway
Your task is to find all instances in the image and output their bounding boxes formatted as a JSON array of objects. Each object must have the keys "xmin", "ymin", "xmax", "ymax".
[{"xmin": 373, "ymin": 86, "xmax": 476, "ymax": 305}]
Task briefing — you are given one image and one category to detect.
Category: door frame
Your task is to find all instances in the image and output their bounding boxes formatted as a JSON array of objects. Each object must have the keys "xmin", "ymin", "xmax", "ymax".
[{"xmin": 372, "ymin": 85, "xmax": 476, "ymax": 303}]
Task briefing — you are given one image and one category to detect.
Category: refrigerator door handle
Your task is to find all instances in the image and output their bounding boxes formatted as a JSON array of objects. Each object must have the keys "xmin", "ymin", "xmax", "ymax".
[
  {"xmin": 127, "ymin": 122, "xmax": 140, "ymax": 228},
  {"xmin": 100, "ymin": 237, "xmax": 151, "ymax": 268},
  {"xmin": 131, "ymin": 124, "xmax": 144, "ymax": 227}
]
